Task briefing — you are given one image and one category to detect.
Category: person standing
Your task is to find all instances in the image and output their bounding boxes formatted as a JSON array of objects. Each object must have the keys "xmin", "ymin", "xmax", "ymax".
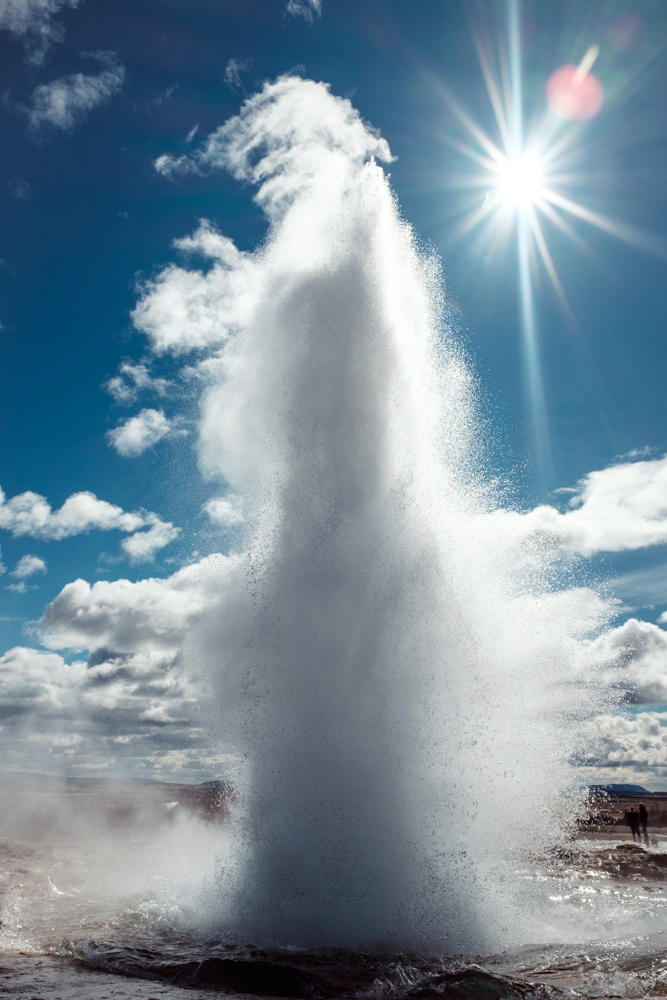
[
  {"xmin": 626, "ymin": 807, "xmax": 641, "ymax": 842},
  {"xmin": 639, "ymin": 802, "xmax": 649, "ymax": 846}
]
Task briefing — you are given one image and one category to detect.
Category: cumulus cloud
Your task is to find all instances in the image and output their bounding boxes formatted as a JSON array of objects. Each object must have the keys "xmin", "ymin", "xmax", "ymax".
[
  {"xmin": 15, "ymin": 553, "xmax": 245, "ymax": 774},
  {"xmin": 120, "ymin": 514, "xmax": 180, "ymax": 562},
  {"xmin": 104, "ymin": 362, "xmax": 171, "ymax": 405},
  {"xmin": 0, "ymin": 485, "xmax": 179, "ymax": 562},
  {"xmin": 286, "ymin": 0, "xmax": 321, "ymax": 22},
  {"xmin": 582, "ymin": 711, "xmax": 667, "ymax": 787},
  {"xmin": 107, "ymin": 408, "xmax": 176, "ymax": 457},
  {"xmin": 0, "ymin": 0, "xmax": 81, "ymax": 62},
  {"xmin": 582, "ymin": 618, "xmax": 667, "ymax": 705},
  {"xmin": 27, "ymin": 50, "xmax": 125, "ymax": 135},
  {"xmin": 38, "ymin": 553, "xmax": 236, "ymax": 654},
  {"xmin": 11, "ymin": 553, "xmax": 46, "ymax": 578},
  {"xmin": 0, "ymin": 645, "xmax": 209, "ymax": 778},
  {"xmin": 132, "ymin": 219, "xmax": 254, "ymax": 355},
  {"xmin": 204, "ymin": 496, "xmax": 244, "ymax": 527}
]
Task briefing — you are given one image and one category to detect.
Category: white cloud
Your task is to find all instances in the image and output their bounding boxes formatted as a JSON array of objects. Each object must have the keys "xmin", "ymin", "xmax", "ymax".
[
  {"xmin": 582, "ymin": 618, "xmax": 667, "ymax": 705},
  {"xmin": 224, "ymin": 57, "xmax": 251, "ymax": 90},
  {"xmin": 0, "ymin": 485, "xmax": 142, "ymax": 538},
  {"xmin": 39, "ymin": 552, "xmax": 238, "ymax": 653},
  {"xmin": 0, "ymin": 485, "xmax": 179, "ymax": 562},
  {"xmin": 11, "ymin": 553, "xmax": 46, "ymax": 578},
  {"xmin": 27, "ymin": 50, "xmax": 125, "ymax": 134},
  {"xmin": 132, "ymin": 220, "xmax": 254, "ymax": 355},
  {"xmin": 13, "ymin": 554, "xmax": 241, "ymax": 773},
  {"xmin": 0, "ymin": 0, "xmax": 81, "ymax": 62},
  {"xmin": 286, "ymin": 0, "xmax": 321, "ymax": 22},
  {"xmin": 120, "ymin": 515, "xmax": 180, "ymax": 562},
  {"xmin": 0, "ymin": 645, "xmax": 210, "ymax": 779},
  {"xmin": 494, "ymin": 454, "xmax": 667, "ymax": 560},
  {"xmin": 107, "ymin": 408, "xmax": 175, "ymax": 457},
  {"xmin": 104, "ymin": 362, "xmax": 171, "ymax": 405},
  {"xmin": 0, "ymin": 547, "xmax": 5, "ymax": 575},
  {"xmin": 584, "ymin": 711, "xmax": 667, "ymax": 785},
  {"xmin": 204, "ymin": 496, "xmax": 244, "ymax": 527}
]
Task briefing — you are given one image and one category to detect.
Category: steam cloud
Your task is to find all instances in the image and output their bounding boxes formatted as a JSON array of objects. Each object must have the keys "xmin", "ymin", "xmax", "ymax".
[{"xmin": 141, "ymin": 76, "xmax": 629, "ymax": 951}]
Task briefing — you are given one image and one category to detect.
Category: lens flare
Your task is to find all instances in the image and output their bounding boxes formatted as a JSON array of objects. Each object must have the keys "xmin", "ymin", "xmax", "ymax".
[
  {"xmin": 547, "ymin": 64, "xmax": 604, "ymax": 120},
  {"xmin": 547, "ymin": 46, "xmax": 604, "ymax": 120}
]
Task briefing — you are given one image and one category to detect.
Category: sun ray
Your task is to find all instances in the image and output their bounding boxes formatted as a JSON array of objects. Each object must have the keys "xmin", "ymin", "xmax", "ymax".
[
  {"xmin": 468, "ymin": 20, "xmax": 513, "ymax": 155},
  {"xmin": 542, "ymin": 188, "xmax": 667, "ymax": 260},
  {"xmin": 534, "ymin": 196, "xmax": 590, "ymax": 255},
  {"xmin": 437, "ymin": 0, "xmax": 667, "ymax": 489},
  {"xmin": 527, "ymin": 206, "xmax": 575, "ymax": 323}
]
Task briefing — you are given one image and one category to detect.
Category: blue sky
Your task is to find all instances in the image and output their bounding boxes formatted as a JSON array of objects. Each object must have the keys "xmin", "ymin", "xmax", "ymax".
[{"xmin": 1, "ymin": 0, "xmax": 667, "ymax": 784}]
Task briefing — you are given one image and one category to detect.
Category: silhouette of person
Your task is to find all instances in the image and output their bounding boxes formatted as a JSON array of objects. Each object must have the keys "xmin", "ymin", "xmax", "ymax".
[
  {"xmin": 639, "ymin": 802, "xmax": 649, "ymax": 846},
  {"xmin": 626, "ymin": 807, "xmax": 641, "ymax": 842}
]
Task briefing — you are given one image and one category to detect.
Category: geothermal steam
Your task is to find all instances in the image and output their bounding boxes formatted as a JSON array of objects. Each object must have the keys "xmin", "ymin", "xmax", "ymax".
[{"xmin": 144, "ymin": 78, "xmax": 614, "ymax": 951}]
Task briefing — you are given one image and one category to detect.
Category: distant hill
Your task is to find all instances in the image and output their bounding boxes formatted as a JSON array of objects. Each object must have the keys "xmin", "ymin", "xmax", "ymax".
[{"xmin": 590, "ymin": 784, "xmax": 650, "ymax": 794}]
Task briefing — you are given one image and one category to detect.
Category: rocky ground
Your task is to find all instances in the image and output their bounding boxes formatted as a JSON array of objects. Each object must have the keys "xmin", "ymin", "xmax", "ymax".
[
  {"xmin": 546, "ymin": 841, "xmax": 667, "ymax": 881},
  {"xmin": 0, "ymin": 953, "xmax": 221, "ymax": 999}
]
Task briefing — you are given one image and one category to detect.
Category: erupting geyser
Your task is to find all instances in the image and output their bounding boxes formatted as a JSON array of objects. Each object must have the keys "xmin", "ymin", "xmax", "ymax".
[{"xmin": 142, "ymin": 77, "xmax": 615, "ymax": 953}]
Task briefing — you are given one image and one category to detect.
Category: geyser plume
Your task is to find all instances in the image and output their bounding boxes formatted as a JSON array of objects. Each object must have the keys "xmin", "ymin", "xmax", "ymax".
[{"xmin": 142, "ymin": 78, "xmax": 613, "ymax": 951}]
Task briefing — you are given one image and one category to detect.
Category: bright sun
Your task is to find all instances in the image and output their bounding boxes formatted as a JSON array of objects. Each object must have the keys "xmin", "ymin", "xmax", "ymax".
[{"xmin": 496, "ymin": 155, "xmax": 543, "ymax": 206}]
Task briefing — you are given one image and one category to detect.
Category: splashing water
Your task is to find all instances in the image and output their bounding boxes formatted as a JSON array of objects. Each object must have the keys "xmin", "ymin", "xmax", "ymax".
[{"xmin": 150, "ymin": 77, "xmax": 617, "ymax": 954}]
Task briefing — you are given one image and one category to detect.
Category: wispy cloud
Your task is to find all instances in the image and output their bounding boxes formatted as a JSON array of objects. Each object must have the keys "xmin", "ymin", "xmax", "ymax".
[
  {"xmin": 286, "ymin": 0, "xmax": 321, "ymax": 24},
  {"xmin": 0, "ymin": 484, "xmax": 179, "ymax": 562},
  {"xmin": 224, "ymin": 57, "xmax": 251, "ymax": 91},
  {"xmin": 26, "ymin": 50, "xmax": 125, "ymax": 136},
  {"xmin": 104, "ymin": 361, "xmax": 171, "ymax": 405},
  {"xmin": 0, "ymin": 0, "xmax": 81, "ymax": 63},
  {"xmin": 5, "ymin": 178, "xmax": 32, "ymax": 200},
  {"xmin": 107, "ymin": 408, "xmax": 177, "ymax": 458}
]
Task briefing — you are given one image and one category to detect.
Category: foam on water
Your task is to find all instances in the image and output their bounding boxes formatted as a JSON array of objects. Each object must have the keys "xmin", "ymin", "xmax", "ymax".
[{"xmin": 166, "ymin": 76, "xmax": 618, "ymax": 953}]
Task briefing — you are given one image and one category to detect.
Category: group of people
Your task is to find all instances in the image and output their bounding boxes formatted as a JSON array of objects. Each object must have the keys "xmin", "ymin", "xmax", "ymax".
[{"xmin": 625, "ymin": 803, "xmax": 649, "ymax": 846}]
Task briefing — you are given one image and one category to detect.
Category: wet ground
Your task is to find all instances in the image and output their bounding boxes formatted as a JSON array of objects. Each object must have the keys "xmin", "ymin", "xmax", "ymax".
[{"xmin": 3, "ymin": 833, "xmax": 667, "ymax": 998}]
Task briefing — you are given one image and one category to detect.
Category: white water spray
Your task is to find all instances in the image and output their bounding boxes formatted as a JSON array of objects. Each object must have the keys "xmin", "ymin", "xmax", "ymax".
[{"xmin": 142, "ymin": 77, "xmax": 616, "ymax": 953}]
